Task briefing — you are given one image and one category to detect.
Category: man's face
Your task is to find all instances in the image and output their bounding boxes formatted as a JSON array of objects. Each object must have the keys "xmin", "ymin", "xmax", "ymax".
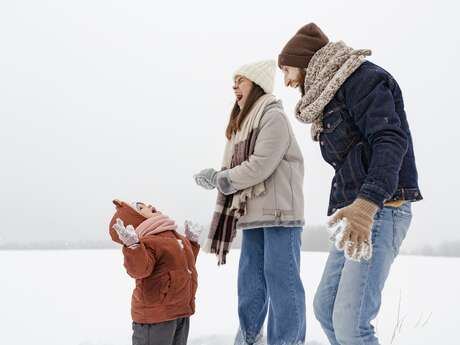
[{"xmin": 280, "ymin": 65, "xmax": 305, "ymax": 89}]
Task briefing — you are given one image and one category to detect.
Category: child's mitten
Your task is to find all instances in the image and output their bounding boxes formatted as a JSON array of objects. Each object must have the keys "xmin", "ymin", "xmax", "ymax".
[
  {"xmin": 184, "ymin": 220, "xmax": 202, "ymax": 243},
  {"xmin": 112, "ymin": 218, "xmax": 139, "ymax": 247}
]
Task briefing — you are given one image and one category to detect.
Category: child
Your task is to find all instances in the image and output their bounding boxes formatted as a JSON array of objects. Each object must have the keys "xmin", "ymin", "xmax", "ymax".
[{"xmin": 109, "ymin": 199, "xmax": 201, "ymax": 345}]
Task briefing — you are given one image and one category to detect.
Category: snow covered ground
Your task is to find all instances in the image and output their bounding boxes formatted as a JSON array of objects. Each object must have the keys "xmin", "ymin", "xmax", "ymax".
[{"xmin": 1, "ymin": 249, "xmax": 457, "ymax": 345}]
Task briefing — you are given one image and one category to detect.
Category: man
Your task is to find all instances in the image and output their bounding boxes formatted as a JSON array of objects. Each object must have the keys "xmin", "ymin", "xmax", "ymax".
[{"xmin": 278, "ymin": 23, "xmax": 422, "ymax": 345}]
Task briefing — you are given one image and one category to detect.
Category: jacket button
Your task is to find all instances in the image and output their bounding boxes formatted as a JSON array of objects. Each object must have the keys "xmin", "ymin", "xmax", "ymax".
[
  {"xmin": 332, "ymin": 162, "xmax": 336, "ymax": 166},
  {"xmin": 320, "ymin": 141, "xmax": 325, "ymax": 146},
  {"xmin": 327, "ymin": 123, "xmax": 331, "ymax": 128},
  {"xmin": 333, "ymin": 183, "xmax": 337, "ymax": 188},
  {"xmin": 332, "ymin": 208, "xmax": 337, "ymax": 213}
]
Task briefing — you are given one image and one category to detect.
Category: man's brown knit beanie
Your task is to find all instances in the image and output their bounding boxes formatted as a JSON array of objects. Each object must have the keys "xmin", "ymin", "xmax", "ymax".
[{"xmin": 278, "ymin": 23, "xmax": 329, "ymax": 69}]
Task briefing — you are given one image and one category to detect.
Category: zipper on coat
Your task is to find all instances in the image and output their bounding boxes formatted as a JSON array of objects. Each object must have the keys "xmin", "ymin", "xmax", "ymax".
[{"xmin": 176, "ymin": 236, "xmax": 192, "ymax": 274}]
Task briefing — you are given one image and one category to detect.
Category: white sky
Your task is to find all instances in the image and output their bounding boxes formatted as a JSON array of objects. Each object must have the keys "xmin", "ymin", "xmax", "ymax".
[{"xmin": 0, "ymin": 0, "xmax": 459, "ymax": 249}]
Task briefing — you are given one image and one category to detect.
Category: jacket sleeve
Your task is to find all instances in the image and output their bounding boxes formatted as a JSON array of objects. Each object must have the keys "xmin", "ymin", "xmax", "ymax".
[
  {"xmin": 218, "ymin": 110, "xmax": 290, "ymax": 194},
  {"xmin": 122, "ymin": 242, "xmax": 156, "ymax": 279},
  {"xmin": 347, "ymin": 77, "xmax": 409, "ymax": 208},
  {"xmin": 188, "ymin": 240, "xmax": 200, "ymax": 262}
]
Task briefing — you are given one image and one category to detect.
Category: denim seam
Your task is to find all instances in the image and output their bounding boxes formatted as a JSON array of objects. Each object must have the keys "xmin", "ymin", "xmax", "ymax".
[
  {"xmin": 356, "ymin": 215, "xmax": 383, "ymax": 345},
  {"xmin": 355, "ymin": 216, "xmax": 380, "ymax": 345},
  {"xmin": 327, "ymin": 261, "xmax": 343, "ymax": 327},
  {"xmin": 288, "ymin": 229, "xmax": 301, "ymax": 343},
  {"xmin": 247, "ymin": 244, "xmax": 266, "ymax": 341},
  {"xmin": 391, "ymin": 208, "xmax": 398, "ymax": 257},
  {"xmin": 357, "ymin": 260, "xmax": 372, "ymax": 345},
  {"xmin": 338, "ymin": 169, "xmax": 348, "ymax": 203}
]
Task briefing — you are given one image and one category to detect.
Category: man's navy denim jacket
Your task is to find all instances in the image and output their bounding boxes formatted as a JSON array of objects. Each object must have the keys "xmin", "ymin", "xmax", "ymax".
[{"xmin": 319, "ymin": 61, "xmax": 422, "ymax": 215}]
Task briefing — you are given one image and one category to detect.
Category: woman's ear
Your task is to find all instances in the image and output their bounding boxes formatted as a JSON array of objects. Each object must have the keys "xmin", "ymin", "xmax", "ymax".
[{"xmin": 112, "ymin": 199, "xmax": 123, "ymax": 208}]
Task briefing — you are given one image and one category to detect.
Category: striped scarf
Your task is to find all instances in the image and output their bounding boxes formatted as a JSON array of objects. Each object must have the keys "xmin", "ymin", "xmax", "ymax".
[{"xmin": 205, "ymin": 94, "xmax": 276, "ymax": 265}]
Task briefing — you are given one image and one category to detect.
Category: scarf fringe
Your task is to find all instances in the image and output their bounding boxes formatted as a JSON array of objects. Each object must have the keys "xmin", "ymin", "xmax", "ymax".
[{"xmin": 204, "ymin": 238, "xmax": 231, "ymax": 266}]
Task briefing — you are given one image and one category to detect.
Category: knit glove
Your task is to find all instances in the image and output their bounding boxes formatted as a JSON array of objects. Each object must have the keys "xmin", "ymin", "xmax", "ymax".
[
  {"xmin": 184, "ymin": 220, "xmax": 202, "ymax": 243},
  {"xmin": 194, "ymin": 168, "xmax": 218, "ymax": 190},
  {"xmin": 112, "ymin": 218, "xmax": 139, "ymax": 247},
  {"xmin": 327, "ymin": 218, "xmax": 371, "ymax": 261},
  {"xmin": 328, "ymin": 198, "xmax": 379, "ymax": 261}
]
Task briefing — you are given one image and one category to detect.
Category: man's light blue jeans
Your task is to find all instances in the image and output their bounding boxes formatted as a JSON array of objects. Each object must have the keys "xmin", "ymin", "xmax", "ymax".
[{"xmin": 313, "ymin": 203, "xmax": 412, "ymax": 345}]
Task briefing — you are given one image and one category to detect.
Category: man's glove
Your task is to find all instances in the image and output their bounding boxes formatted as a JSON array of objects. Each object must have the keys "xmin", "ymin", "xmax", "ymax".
[
  {"xmin": 328, "ymin": 198, "xmax": 379, "ymax": 261},
  {"xmin": 184, "ymin": 220, "xmax": 202, "ymax": 243},
  {"xmin": 193, "ymin": 168, "xmax": 218, "ymax": 190},
  {"xmin": 112, "ymin": 218, "xmax": 139, "ymax": 247}
]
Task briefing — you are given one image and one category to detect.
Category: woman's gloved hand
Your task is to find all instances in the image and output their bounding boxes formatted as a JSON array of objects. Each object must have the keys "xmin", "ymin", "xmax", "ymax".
[{"xmin": 193, "ymin": 168, "xmax": 218, "ymax": 189}]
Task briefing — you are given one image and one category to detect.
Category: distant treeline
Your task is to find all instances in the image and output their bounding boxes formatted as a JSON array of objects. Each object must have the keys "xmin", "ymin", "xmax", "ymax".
[
  {"xmin": 405, "ymin": 241, "xmax": 460, "ymax": 258},
  {"xmin": 0, "ymin": 240, "xmax": 118, "ymax": 250},
  {"xmin": 2, "ymin": 226, "xmax": 460, "ymax": 258},
  {"xmin": 0, "ymin": 225, "xmax": 331, "ymax": 251}
]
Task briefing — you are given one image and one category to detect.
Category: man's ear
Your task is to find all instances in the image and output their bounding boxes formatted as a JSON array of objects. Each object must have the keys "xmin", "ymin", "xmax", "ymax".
[{"xmin": 112, "ymin": 199, "xmax": 123, "ymax": 208}]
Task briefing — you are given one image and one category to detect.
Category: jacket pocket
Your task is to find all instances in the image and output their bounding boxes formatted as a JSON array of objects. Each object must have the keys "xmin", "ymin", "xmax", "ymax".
[
  {"xmin": 392, "ymin": 204, "xmax": 412, "ymax": 256},
  {"xmin": 354, "ymin": 142, "xmax": 369, "ymax": 179},
  {"xmin": 272, "ymin": 160, "xmax": 294, "ymax": 213},
  {"xmin": 322, "ymin": 111, "xmax": 356, "ymax": 155},
  {"xmin": 142, "ymin": 272, "xmax": 170, "ymax": 306},
  {"xmin": 163, "ymin": 270, "xmax": 192, "ymax": 306},
  {"xmin": 336, "ymin": 143, "xmax": 368, "ymax": 195},
  {"xmin": 190, "ymin": 272, "xmax": 198, "ymax": 307}
]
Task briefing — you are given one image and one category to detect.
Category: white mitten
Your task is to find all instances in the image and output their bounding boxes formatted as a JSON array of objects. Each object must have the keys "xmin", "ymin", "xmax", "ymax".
[
  {"xmin": 193, "ymin": 168, "xmax": 218, "ymax": 190},
  {"xmin": 184, "ymin": 220, "xmax": 202, "ymax": 243},
  {"xmin": 112, "ymin": 218, "xmax": 139, "ymax": 247}
]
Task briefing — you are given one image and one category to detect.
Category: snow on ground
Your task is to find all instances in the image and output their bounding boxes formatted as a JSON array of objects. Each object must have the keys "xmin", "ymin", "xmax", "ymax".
[{"xmin": 1, "ymin": 249, "xmax": 457, "ymax": 345}]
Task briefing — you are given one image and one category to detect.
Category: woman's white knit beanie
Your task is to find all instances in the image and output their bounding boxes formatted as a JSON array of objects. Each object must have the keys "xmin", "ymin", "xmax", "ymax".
[{"xmin": 233, "ymin": 60, "xmax": 276, "ymax": 94}]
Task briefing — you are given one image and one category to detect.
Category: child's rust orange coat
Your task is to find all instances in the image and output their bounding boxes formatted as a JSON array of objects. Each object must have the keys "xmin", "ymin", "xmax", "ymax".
[{"xmin": 109, "ymin": 200, "xmax": 199, "ymax": 324}]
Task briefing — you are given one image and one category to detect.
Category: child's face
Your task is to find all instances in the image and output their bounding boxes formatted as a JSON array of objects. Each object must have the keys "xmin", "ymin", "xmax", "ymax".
[{"xmin": 135, "ymin": 202, "xmax": 157, "ymax": 218}]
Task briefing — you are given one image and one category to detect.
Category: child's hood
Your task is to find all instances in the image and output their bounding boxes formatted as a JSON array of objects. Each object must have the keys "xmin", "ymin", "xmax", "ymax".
[
  {"xmin": 109, "ymin": 199, "xmax": 147, "ymax": 244},
  {"xmin": 109, "ymin": 199, "xmax": 178, "ymax": 245}
]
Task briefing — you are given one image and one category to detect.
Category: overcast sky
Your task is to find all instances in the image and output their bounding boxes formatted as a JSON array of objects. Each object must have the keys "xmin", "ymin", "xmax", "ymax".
[{"xmin": 0, "ymin": 0, "xmax": 458, "ymax": 250}]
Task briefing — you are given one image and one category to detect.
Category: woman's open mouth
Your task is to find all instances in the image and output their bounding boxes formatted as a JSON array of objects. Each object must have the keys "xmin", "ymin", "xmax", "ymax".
[{"xmin": 236, "ymin": 94, "xmax": 243, "ymax": 101}]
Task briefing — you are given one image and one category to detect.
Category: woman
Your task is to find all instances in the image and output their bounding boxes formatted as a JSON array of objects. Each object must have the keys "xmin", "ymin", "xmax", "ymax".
[{"xmin": 194, "ymin": 60, "xmax": 306, "ymax": 345}]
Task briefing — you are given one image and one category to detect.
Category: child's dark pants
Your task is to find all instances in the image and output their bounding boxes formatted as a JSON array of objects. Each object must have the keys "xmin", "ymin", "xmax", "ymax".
[{"xmin": 132, "ymin": 317, "xmax": 189, "ymax": 345}]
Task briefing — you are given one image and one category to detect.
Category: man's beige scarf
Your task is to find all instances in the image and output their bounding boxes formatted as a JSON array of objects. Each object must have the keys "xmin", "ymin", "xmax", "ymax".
[{"xmin": 295, "ymin": 41, "xmax": 371, "ymax": 140}]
